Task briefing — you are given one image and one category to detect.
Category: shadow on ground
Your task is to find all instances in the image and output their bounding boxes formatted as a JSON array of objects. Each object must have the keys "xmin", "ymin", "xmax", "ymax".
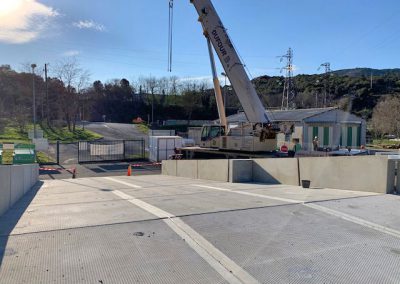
[{"xmin": 0, "ymin": 181, "xmax": 44, "ymax": 267}]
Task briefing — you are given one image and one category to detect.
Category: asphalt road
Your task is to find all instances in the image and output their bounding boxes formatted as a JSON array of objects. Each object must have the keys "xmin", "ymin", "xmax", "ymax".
[{"xmin": 85, "ymin": 122, "xmax": 147, "ymax": 142}]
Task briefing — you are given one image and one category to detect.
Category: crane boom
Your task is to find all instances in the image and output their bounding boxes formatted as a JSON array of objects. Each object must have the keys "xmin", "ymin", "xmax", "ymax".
[{"xmin": 190, "ymin": 0, "xmax": 270, "ymax": 123}]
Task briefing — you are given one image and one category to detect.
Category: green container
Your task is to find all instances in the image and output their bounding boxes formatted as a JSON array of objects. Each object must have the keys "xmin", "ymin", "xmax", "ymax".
[
  {"xmin": 15, "ymin": 143, "xmax": 35, "ymax": 150},
  {"xmin": 13, "ymin": 149, "xmax": 36, "ymax": 164}
]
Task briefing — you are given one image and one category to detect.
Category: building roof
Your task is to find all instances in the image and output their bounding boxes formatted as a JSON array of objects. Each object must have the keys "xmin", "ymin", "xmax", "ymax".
[
  {"xmin": 304, "ymin": 109, "xmax": 364, "ymax": 124},
  {"xmin": 226, "ymin": 108, "xmax": 336, "ymax": 123}
]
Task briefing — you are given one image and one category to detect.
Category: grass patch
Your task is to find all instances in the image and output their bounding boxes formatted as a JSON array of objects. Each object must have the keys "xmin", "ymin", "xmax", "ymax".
[
  {"xmin": 135, "ymin": 123, "xmax": 150, "ymax": 134},
  {"xmin": 369, "ymin": 139, "xmax": 400, "ymax": 149},
  {"xmin": 41, "ymin": 125, "xmax": 103, "ymax": 143},
  {"xmin": 0, "ymin": 123, "xmax": 102, "ymax": 144},
  {"xmin": 36, "ymin": 151, "xmax": 56, "ymax": 164},
  {"xmin": 0, "ymin": 125, "xmax": 31, "ymax": 143}
]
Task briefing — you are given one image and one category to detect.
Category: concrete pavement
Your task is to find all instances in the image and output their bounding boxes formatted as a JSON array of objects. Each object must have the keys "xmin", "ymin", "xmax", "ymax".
[{"xmin": 1, "ymin": 175, "xmax": 400, "ymax": 283}]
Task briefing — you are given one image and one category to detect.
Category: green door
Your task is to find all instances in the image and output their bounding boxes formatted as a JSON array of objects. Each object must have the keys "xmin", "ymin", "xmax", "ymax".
[
  {"xmin": 323, "ymin": 127, "xmax": 329, "ymax": 146},
  {"xmin": 357, "ymin": 126, "xmax": 361, "ymax": 146},
  {"xmin": 313, "ymin": 127, "xmax": 318, "ymax": 139},
  {"xmin": 347, "ymin": 127, "xmax": 353, "ymax": 147}
]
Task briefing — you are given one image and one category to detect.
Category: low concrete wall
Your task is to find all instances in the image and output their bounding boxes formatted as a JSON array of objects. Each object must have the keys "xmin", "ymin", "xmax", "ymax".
[
  {"xmin": 299, "ymin": 156, "xmax": 395, "ymax": 193},
  {"xmin": 176, "ymin": 160, "xmax": 198, "ymax": 179},
  {"xmin": 198, "ymin": 159, "xmax": 229, "ymax": 182},
  {"xmin": 0, "ymin": 164, "xmax": 39, "ymax": 217},
  {"xmin": 229, "ymin": 159, "xmax": 252, "ymax": 183},
  {"xmin": 162, "ymin": 160, "xmax": 177, "ymax": 176},
  {"xmin": 24, "ymin": 165, "xmax": 33, "ymax": 194},
  {"xmin": 162, "ymin": 156, "xmax": 395, "ymax": 194},
  {"xmin": 0, "ymin": 166, "xmax": 11, "ymax": 216},
  {"xmin": 10, "ymin": 165, "xmax": 25, "ymax": 205},
  {"xmin": 253, "ymin": 158, "xmax": 299, "ymax": 186}
]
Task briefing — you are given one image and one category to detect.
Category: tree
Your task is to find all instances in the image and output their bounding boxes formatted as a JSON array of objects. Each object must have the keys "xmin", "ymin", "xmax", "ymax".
[
  {"xmin": 139, "ymin": 75, "xmax": 159, "ymax": 125},
  {"xmin": 181, "ymin": 80, "xmax": 201, "ymax": 125},
  {"xmin": 371, "ymin": 95, "xmax": 400, "ymax": 138},
  {"xmin": 54, "ymin": 59, "xmax": 90, "ymax": 131}
]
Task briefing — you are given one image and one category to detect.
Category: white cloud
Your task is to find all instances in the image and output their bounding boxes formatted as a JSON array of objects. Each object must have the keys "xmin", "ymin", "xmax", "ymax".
[
  {"xmin": 179, "ymin": 75, "xmax": 230, "ymax": 86},
  {"xmin": 73, "ymin": 20, "xmax": 105, "ymax": 32},
  {"xmin": 0, "ymin": 0, "xmax": 58, "ymax": 44},
  {"xmin": 62, "ymin": 50, "xmax": 80, "ymax": 57}
]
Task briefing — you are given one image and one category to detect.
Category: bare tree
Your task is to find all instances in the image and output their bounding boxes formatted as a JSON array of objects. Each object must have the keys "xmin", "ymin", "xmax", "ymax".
[
  {"xmin": 53, "ymin": 58, "xmax": 90, "ymax": 131},
  {"xmin": 168, "ymin": 75, "xmax": 179, "ymax": 96},
  {"xmin": 371, "ymin": 95, "xmax": 400, "ymax": 138},
  {"xmin": 139, "ymin": 75, "xmax": 159, "ymax": 125}
]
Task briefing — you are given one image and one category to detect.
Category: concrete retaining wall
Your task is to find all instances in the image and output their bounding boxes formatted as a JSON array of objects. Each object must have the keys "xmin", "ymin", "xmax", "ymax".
[
  {"xmin": 253, "ymin": 158, "xmax": 299, "ymax": 186},
  {"xmin": 162, "ymin": 156, "xmax": 395, "ymax": 194},
  {"xmin": 229, "ymin": 159, "xmax": 252, "ymax": 183},
  {"xmin": 176, "ymin": 160, "xmax": 198, "ymax": 179},
  {"xmin": 299, "ymin": 156, "xmax": 395, "ymax": 193},
  {"xmin": 162, "ymin": 160, "xmax": 177, "ymax": 176},
  {"xmin": 10, "ymin": 165, "xmax": 25, "ymax": 205},
  {"xmin": 0, "ymin": 164, "xmax": 39, "ymax": 217},
  {"xmin": 0, "ymin": 166, "xmax": 11, "ymax": 216},
  {"xmin": 198, "ymin": 160, "xmax": 229, "ymax": 182}
]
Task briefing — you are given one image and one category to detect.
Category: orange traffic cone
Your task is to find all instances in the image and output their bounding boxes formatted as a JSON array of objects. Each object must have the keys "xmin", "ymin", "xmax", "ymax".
[{"xmin": 127, "ymin": 164, "xmax": 132, "ymax": 176}]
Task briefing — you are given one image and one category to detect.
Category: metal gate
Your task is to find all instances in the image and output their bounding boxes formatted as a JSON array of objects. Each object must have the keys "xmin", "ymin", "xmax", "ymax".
[{"xmin": 78, "ymin": 140, "xmax": 145, "ymax": 163}]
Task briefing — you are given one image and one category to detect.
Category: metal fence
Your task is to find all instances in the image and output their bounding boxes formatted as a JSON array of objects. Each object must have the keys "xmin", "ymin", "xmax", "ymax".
[
  {"xmin": 36, "ymin": 142, "xmax": 79, "ymax": 165},
  {"xmin": 78, "ymin": 140, "xmax": 145, "ymax": 163},
  {"xmin": 36, "ymin": 142, "xmax": 59, "ymax": 165}
]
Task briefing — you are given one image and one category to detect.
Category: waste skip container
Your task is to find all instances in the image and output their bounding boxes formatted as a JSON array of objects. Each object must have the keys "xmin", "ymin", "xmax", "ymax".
[{"xmin": 13, "ymin": 149, "xmax": 36, "ymax": 164}]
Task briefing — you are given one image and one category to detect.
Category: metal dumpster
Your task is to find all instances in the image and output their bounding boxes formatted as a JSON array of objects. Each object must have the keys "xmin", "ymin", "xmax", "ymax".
[{"xmin": 13, "ymin": 149, "xmax": 36, "ymax": 164}]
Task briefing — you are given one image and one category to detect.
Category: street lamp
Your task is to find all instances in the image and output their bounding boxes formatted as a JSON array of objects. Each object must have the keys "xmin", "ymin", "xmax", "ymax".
[
  {"xmin": 221, "ymin": 72, "xmax": 227, "ymax": 114},
  {"xmin": 31, "ymin": 64, "xmax": 37, "ymax": 139}
]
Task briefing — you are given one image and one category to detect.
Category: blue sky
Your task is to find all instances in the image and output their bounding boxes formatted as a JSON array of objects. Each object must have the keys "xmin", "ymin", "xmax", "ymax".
[{"xmin": 0, "ymin": 0, "xmax": 399, "ymax": 83}]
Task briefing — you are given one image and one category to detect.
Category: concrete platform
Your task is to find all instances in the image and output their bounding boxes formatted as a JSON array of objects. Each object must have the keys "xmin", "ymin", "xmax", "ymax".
[{"xmin": 1, "ymin": 175, "xmax": 400, "ymax": 283}]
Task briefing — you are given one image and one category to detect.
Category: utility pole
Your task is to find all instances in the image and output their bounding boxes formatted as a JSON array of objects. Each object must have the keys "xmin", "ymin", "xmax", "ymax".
[
  {"xmin": 31, "ymin": 64, "xmax": 37, "ymax": 139},
  {"xmin": 44, "ymin": 63, "xmax": 49, "ymax": 125},
  {"xmin": 151, "ymin": 89, "xmax": 154, "ymax": 126},
  {"xmin": 370, "ymin": 71, "xmax": 373, "ymax": 89},
  {"xmin": 318, "ymin": 62, "xmax": 331, "ymax": 107},
  {"xmin": 279, "ymin": 48, "xmax": 296, "ymax": 110}
]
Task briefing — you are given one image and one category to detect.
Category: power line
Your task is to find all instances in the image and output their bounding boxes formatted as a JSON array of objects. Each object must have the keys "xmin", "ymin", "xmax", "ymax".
[
  {"xmin": 318, "ymin": 62, "xmax": 331, "ymax": 107},
  {"xmin": 278, "ymin": 47, "xmax": 296, "ymax": 110},
  {"xmin": 44, "ymin": 63, "xmax": 49, "ymax": 123}
]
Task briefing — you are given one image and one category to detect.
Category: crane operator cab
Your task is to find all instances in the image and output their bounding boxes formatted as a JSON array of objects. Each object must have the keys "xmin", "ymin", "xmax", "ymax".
[{"xmin": 200, "ymin": 125, "xmax": 225, "ymax": 148}]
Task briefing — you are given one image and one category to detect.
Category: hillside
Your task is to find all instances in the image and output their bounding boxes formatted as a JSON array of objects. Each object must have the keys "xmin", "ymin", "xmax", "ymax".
[
  {"xmin": 331, "ymin": 68, "xmax": 400, "ymax": 77},
  {"xmin": 249, "ymin": 70, "xmax": 400, "ymax": 119},
  {"xmin": 1, "ymin": 65, "xmax": 400, "ymax": 127}
]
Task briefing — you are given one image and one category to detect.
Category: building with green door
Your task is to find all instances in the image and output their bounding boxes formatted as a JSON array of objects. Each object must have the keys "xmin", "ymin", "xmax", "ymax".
[{"xmin": 224, "ymin": 107, "xmax": 366, "ymax": 151}]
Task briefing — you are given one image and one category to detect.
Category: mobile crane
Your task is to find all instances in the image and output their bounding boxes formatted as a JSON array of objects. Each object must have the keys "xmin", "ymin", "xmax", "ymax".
[{"xmin": 190, "ymin": 0, "xmax": 278, "ymax": 152}]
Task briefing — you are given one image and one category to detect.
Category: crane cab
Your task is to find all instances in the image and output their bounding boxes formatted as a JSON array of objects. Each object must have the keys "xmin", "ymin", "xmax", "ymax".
[{"xmin": 200, "ymin": 125, "xmax": 225, "ymax": 148}]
